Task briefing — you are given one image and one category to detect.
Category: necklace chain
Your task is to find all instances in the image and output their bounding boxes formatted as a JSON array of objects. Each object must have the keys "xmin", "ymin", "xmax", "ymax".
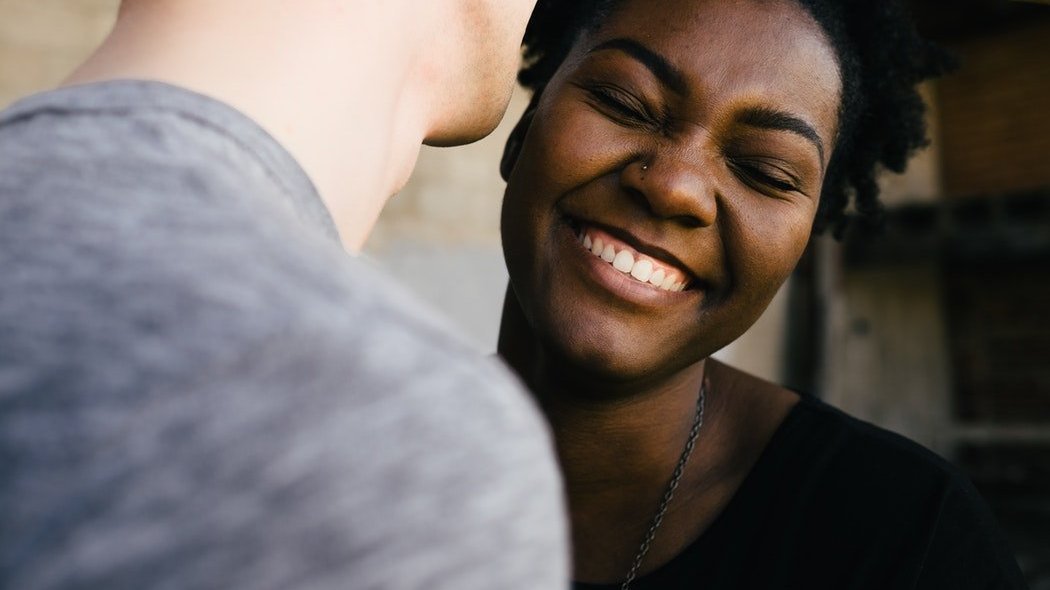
[{"xmin": 620, "ymin": 380, "xmax": 707, "ymax": 590}]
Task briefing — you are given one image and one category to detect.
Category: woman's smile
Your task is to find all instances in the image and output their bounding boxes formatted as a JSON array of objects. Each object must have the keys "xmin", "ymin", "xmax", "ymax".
[
  {"xmin": 576, "ymin": 225, "xmax": 691, "ymax": 292},
  {"xmin": 557, "ymin": 215, "xmax": 704, "ymax": 309}
]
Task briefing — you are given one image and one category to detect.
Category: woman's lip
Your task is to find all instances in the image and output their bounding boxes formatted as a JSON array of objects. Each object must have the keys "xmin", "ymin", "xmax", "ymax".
[
  {"xmin": 557, "ymin": 220, "xmax": 702, "ymax": 307},
  {"xmin": 576, "ymin": 225, "xmax": 694, "ymax": 291},
  {"xmin": 563, "ymin": 216, "xmax": 700, "ymax": 286}
]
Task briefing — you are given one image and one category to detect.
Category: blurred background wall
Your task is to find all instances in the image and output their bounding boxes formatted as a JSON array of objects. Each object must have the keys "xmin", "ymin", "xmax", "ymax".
[
  {"xmin": 1, "ymin": 0, "xmax": 1046, "ymax": 585},
  {"xmin": 817, "ymin": 5, "xmax": 1050, "ymax": 585}
]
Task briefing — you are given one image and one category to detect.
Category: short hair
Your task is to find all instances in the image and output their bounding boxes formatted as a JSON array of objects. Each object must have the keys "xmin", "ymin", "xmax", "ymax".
[{"xmin": 517, "ymin": 0, "xmax": 955, "ymax": 236}]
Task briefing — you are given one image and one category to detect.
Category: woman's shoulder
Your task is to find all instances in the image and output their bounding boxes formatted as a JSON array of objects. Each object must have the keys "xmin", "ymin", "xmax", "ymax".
[
  {"xmin": 699, "ymin": 365, "xmax": 1027, "ymax": 588},
  {"xmin": 762, "ymin": 389, "xmax": 986, "ymax": 506},
  {"xmin": 770, "ymin": 395, "xmax": 1027, "ymax": 586},
  {"xmin": 707, "ymin": 360, "xmax": 968, "ymax": 493},
  {"xmin": 792, "ymin": 394, "xmax": 959, "ymax": 472},
  {"xmin": 709, "ymin": 360, "xmax": 959, "ymax": 484},
  {"xmin": 709, "ymin": 360, "xmax": 995, "ymax": 532}
]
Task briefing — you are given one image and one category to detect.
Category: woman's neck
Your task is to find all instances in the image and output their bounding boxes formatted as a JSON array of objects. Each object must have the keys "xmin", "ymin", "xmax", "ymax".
[
  {"xmin": 498, "ymin": 287, "xmax": 714, "ymax": 580},
  {"xmin": 540, "ymin": 367, "xmax": 708, "ymax": 490},
  {"xmin": 498, "ymin": 286, "xmax": 717, "ymax": 489},
  {"xmin": 497, "ymin": 286, "xmax": 795, "ymax": 583}
]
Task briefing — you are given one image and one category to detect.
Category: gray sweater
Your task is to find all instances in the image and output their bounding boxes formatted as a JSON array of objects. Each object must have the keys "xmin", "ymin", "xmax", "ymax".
[{"xmin": 0, "ymin": 81, "xmax": 568, "ymax": 590}]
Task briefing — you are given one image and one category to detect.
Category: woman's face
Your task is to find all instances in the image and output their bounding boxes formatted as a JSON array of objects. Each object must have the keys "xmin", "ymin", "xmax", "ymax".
[{"xmin": 501, "ymin": 0, "xmax": 842, "ymax": 384}]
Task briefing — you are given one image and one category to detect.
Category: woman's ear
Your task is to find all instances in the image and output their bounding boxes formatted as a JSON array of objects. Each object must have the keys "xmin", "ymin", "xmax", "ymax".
[{"xmin": 500, "ymin": 95, "xmax": 541, "ymax": 181}]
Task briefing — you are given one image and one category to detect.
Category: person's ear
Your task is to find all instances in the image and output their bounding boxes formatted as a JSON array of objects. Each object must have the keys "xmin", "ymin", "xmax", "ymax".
[{"xmin": 500, "ymin": 95, "xmax": 541, "ymax": 181}]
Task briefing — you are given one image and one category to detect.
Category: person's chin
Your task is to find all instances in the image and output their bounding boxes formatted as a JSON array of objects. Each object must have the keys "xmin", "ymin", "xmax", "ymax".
[
  {"xmin": 526, "ymin": 296, "xmax": 675, "ymax": 386},
  {"xmin": 422, "ymin": 124, "xmax": 490, "ymax": 147},
  {"xmin": 424, "ymin": 88, "xmax": 510, "ymax": 147}
]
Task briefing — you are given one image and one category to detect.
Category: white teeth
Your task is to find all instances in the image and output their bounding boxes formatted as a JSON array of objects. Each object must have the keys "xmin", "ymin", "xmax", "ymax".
[
  {"xmin": 631, "ymin": 259, "xmax": 653, "ymax": 282},
  {"xmin": 578, "ymin": 229, "xmax": 690, "ymax": 293},
  {"xmin": 591, "ymin": 237, "xmax": 604, "ymax": 256},
  {"xmin": 612, "ymin": 250, "xmax": 634, "ymax": 273}
]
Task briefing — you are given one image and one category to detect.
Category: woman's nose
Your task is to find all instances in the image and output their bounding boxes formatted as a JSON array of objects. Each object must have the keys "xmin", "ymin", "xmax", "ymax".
[{"xmin": 619, "ymin": 150, "xmax": 718, "ymax": 228}]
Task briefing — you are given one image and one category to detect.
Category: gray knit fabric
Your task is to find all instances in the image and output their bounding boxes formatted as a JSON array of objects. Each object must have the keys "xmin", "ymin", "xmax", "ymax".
[{"xmin": 0, "ymin": 81, "xmax": 568, "ymax": 590}]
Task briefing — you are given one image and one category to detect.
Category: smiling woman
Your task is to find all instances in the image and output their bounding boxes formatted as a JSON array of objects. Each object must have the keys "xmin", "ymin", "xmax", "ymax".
[{"xmin": 496, "ymin": 0, "xmax": 1030, "ymax": 588}]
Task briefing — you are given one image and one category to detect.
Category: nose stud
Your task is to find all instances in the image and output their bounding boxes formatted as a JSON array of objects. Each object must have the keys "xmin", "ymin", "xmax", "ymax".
[{"xmin": 641, "ymin": 163, "xmax": 649, "ymax": 172}]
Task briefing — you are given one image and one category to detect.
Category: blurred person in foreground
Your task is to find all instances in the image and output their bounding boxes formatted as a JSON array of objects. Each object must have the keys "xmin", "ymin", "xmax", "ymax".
[
  {"xmin": 495, "ymin": 0, "xmax": 1027, "ymax": 587},
  {"xmin": 0, "ymin": 0, "xmax": 569, "ymax": 588}
]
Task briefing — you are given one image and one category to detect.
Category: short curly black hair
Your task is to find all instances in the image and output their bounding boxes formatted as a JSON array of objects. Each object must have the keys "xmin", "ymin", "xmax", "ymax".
[{"xmin": 517, "ymin": 0, "xmax": 954, "ymax": 236}]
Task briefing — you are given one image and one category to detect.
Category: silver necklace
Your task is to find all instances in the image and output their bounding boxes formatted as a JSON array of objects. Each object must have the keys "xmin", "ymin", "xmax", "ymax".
[{"xmin": 620, "ymin": 380, "xmax": 707, "ymax": 590}]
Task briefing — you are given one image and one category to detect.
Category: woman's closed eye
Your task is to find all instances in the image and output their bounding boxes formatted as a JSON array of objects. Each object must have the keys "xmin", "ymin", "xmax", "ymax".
[
  {"xmin": 728, "ymin": 157, "xmax": 804, "ymax": 194},
  {"xmin": 579, "ymin": 82, "xmax": 662, "ymax": 129}
]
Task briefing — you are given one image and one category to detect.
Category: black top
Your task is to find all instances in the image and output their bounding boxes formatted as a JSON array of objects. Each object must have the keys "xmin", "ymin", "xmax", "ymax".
[{"xmin": 576, "ymin": 395, "xmax": 1028, "ymax": 590}]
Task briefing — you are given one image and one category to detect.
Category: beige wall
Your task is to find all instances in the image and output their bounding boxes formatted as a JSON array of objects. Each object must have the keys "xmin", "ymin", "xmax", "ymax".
[
  {"xmin": 0, "ymin": 0, "xmax": 119, "ymax": 106},
  {"xmin": 819, "ymin": 253, "xmax": 954, "ymax": 453}
]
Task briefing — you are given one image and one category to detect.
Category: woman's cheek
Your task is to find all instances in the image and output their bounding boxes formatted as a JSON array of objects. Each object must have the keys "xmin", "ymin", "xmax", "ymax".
[{"xmin": 536, "ymin": 106, "xmax": 631, "ymax": 189}]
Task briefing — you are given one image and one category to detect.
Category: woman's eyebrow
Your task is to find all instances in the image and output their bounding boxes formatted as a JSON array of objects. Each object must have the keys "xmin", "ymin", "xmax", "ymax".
[
  {"xmin": 587, "ymin": 39, "xmax": 827, "ymax": 168},
  {"xmin": 587, "ymin": 38, "xmax": 688, "ymax": 96},
  {"xmin": 738, "ymin": 106, "xmax": 826, "ymax": 166}
]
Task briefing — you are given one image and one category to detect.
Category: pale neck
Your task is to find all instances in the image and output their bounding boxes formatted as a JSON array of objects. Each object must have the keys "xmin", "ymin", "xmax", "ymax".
[{"xmin": 64, "ymin": 1, "xmax": 432, "ymax": 251}]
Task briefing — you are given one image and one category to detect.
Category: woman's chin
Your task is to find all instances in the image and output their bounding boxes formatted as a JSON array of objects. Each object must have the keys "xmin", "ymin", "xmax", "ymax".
[{"xmin": 532, "ymin": 315, "xmax": 697, "ymax": 388}]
